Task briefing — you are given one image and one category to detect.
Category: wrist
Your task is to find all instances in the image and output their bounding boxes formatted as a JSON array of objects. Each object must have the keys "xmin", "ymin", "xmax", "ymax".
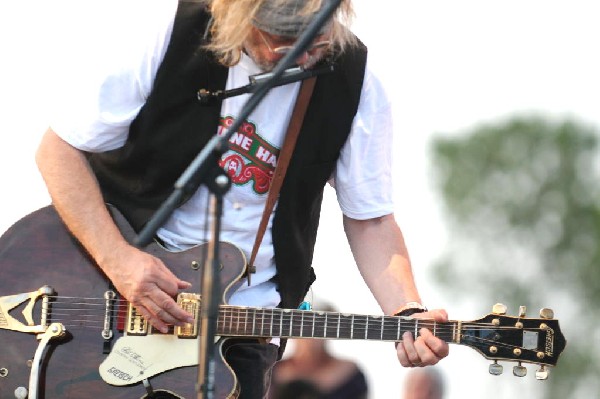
[{"xmin": 392, "ymin": 301, "xmax": 428, "ymax": 317}]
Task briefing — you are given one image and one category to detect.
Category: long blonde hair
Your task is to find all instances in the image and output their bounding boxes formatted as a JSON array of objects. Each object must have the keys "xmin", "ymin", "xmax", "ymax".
[{"xmin": 200, "ymin": 0, "xmax": 357, "ymax": 66}]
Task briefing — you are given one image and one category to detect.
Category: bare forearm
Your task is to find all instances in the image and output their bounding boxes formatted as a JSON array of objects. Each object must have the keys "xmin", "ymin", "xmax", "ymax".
[
  {"xmin": 35, "ymin": 128, "xmax": 129, "ymax": 266},
  {"xmin": 343, "ymin": 213, "xmax": 421, "ymax": 315},
  {"xmin": 35, "ymin": 128, "xmax": 193, "ymax": 331},
  {"xmin": 344, "ymin": 213, "xmax": 449, "ymax": 366}
]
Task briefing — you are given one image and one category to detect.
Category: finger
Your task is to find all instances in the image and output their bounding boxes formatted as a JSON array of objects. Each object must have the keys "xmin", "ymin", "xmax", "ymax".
[
  {"xmin": 147, "ymin": 287, "xmax": 195, "ymax": 326},
  {"xmin": 152, "ymin": 262, "xmax": 191, "ymax": 297},
  {"xmin": 412, "ymin": 328, "xmax": 450, "ymax": 366},
  {"xmin": 420, "ymin": 328, "xmax": 450, "ymax": 358},
  {"xmin": 428, "ymin": 308, "xmax": 448, "ymax": 322},
  {"xmin": 396, "ymin": 341, "xmax": 413, "ymax": 367},
  {"xmin": 178, "ymin": 280, "xmax": 193, "ymax": 290},
  {"xmin": 413, "ymin": 308, "xmax": 448, "ymax": 323},
  {"xmin": 133, "ymin": 302, "xmax": 170, "ymax": 334},
  {"xmin": 401, "ymin": 331, "xmax": 422, "ymax": 365}
]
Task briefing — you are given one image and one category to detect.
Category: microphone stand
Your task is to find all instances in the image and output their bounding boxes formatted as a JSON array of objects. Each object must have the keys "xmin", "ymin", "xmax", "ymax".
[
  {"xmin": 132, "ymin": 1, "xmax": 343, "ymax": 398},
  {"xmin": 197, "ymin": 64, "xmax": 334, "ymax": 105}
]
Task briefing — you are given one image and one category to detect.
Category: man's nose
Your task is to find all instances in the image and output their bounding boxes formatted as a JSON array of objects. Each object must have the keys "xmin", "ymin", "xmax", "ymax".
[{"xmin": 295, "ymin": 51, "xmax": 310, "ymax": 66}]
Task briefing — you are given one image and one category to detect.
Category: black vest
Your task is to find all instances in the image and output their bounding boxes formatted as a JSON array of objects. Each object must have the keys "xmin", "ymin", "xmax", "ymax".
[{"xmin": 88, "ymin": 1, "xmax": 367, "ymax": 309}]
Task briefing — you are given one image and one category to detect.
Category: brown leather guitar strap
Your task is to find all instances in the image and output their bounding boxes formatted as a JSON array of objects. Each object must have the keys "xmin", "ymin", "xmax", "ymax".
[{"xmin": 246, "ymin": 76, "xmax": 317, "ymax": 285}]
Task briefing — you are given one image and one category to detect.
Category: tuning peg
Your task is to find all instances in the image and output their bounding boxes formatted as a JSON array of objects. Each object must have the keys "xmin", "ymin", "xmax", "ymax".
[
  {"xmin": 513, "ymin": 362, "xmax": 527, "ymax": 377},
  {"xmin": 536, "ymin": 365, "xmax": 549, "ymax": 380},
  {"xmin": 489, "ymin": 361, "xmax": 503, "ymax": 376},
  {"xmin": 539, "ymin": 308, "xmax": 554, "ymax": 319},
  {"xmin": 518, "ymin": 306, "xmax": 527, "ymax": 317},
  {"xmin": 492, "ymin": 303, "xmax": 507, "ymax": 315}
]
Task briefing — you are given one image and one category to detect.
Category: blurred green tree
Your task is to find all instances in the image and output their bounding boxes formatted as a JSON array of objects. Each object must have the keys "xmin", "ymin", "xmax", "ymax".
[{"xmin": 430, "ymin": 115, "xmax": 600, "ymax": 399}]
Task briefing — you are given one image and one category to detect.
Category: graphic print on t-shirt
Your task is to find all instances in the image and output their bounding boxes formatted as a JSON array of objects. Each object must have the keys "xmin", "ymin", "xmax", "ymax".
[{"xmin": 218, "ymin": 116, "xmax": 279, "ymax": 195}]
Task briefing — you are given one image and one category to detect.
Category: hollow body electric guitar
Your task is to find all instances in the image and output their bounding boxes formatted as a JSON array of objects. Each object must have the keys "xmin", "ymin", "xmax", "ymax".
[{"xmin": 0, "ymin": 206, "xmax": 566, "ymax": 398}]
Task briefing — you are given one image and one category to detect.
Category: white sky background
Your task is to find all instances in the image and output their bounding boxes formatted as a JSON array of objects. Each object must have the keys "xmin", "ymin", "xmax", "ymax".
[{"xmin": 1, "ymin": 1, "xmax": 599, "ymax": 398}]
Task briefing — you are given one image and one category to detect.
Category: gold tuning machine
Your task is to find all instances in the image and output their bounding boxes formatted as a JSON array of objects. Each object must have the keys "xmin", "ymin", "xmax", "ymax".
[
  {"xmin": 539, "ymin": 308, "xmax": 554, "ymax": 319},
  {"xmin": 513, "ymin": 362, "xmax": 527, "ymax": 377},
  {"xmin": 492, "ymin": 303, "xmax": 507, "ymax": 315},
  {"xmin": 536, "ymin": 365, "xmax": 549, "ymax": 380},
  {"xmin": 518, "ymin": 306, "xmax": 527, "ymax": 317},
  {"xmin": 489, "ymin": 361, "xmax": 503, "ymax": 376}
]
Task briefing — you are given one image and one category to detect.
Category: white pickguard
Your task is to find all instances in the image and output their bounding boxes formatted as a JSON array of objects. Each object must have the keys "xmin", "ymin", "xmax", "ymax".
[{"xmin": 99, "ymin": 335, "xmax": 204, "ymax": 386}]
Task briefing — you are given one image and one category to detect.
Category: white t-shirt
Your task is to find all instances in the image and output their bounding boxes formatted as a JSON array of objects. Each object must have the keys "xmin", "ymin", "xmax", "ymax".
[{"xmin": 49, "ymin": 0, "xmax": 394, "ymax": 309}]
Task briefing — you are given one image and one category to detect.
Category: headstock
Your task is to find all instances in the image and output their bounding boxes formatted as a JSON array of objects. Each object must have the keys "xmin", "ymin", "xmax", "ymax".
[{"xmin": 459, "ymin": 303, "xmax": 567, "ymax": 379}]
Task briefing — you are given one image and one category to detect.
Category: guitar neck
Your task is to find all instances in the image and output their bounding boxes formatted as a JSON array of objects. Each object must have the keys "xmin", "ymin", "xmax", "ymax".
[{"xmin": 216, "ymin": 306, "xmax": 458, "ymax": 343}]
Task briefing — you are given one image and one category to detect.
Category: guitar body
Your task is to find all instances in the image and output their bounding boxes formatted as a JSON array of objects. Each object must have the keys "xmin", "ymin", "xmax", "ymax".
[{"xmin": 0, "ymin": 205, "xmax": 246, "ymax": 399}]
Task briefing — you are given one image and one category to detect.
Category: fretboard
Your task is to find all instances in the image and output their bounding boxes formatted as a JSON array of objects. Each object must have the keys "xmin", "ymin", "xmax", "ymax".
[{"xmin": 217, "ymin": 306, "xmax": 457, "ymax": 343}]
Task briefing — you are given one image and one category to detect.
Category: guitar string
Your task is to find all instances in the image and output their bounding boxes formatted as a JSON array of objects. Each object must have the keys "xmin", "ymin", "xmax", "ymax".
[
  {"xmin": 46, "ymin": 295, "xmax": 541, "ymax": 334},
  {"xmin": 39, "ymin": 297, "xmax": 544, "ymax": 342},
  {"xmin": 44, "ymin": 296, "xmax": 539, "ymax": 333},
  {"xmin": 38, "ymin": 299, "xmax": 552, "ymax": 353},
  {"xmin": 45, "ymin": 297, "xmax": 485, "ymax": 332},
  {"xmin": 48, "ymin": 301, "xmax": 543, "ymax": 331}
]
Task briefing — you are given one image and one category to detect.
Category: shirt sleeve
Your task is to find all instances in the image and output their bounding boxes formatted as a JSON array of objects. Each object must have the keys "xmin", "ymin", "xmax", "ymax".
[
  {"xmin": 332, "ymin": 55, "xmax": 395, "ymax": 220},
  {"xmin": 48, "ymin": 0, "xmax": 177, "ymax": 153}
]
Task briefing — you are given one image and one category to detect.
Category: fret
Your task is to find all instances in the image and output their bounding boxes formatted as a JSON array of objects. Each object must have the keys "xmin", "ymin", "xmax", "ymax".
[
  {"xmin": 324, "ymin": 313, "xmax": 328, "ymax": 338},
  {"xmin": 300, "ymin": 311, "xmax": 304, "ymax": 337},
  {"xmin": 278, "ymin": 309, "xmax": 284, "ymax": 337},
  {"xmin": 338, "ymin": 314, "xmax": 353, "ymax": 339},
  {"xmin": 257, "ymin": 308, "xmax": 264, "ymax": 336},
  {"xmin": 313, "ymin": 312, "xmax": 326, "ymax": 338},
  {"xmin": 380, "ymin": 317, "xmax": 384, "ymax": 340},
  {"xmin": 289, "ymin": 310, "xmax": 300, "ymax": 337},
  {"xmin": 396, "ymin": 316, "xmax": 401, "ymax": 340},
  {"xmin": 281, "ymin": 309, "xmax": 291, "ymax": 337},
  {"xmin": 278, "ymin": 309, "xmax": 283, "ymax": 337},
  {"xmin": 311, "ymin": 311, "xmax": 316, "ymax": 338},
  {"xmin": 269, "ymin": 308, "xmax": 274, "ymax": 337},
  {"xmin": 240, "ymin": 308, "xmax": 246, "ymax": 334},
  {"xmin": 217, "ymin": 308, "xmax": 224, "ymax": 334},
  {"xmin": 231, "ymin": 308, "xmax": 237, "ymax": 334},
  {"xmin": 351, "ymin": 314, "xmax": 354, "ymax": 339},
  {"xmin": 382, "ymin": 316, "xmax": 399, "ymax": 341},
  {"xmin": 414, "ymin": 319, "xmax": 418, "ymax": 337},
  {"xmin": 300, "ymin": 311, "xmax": 312, "ymax": 337},
  {"xmin": 352, "ymin": 315, "xmax": 366, "ymax": 340},
  {"xmin": 364, "ymin": 316, "xmax": 368, "ymax": 339},
  {"xmin": 325, "ymin": 312, "xmax": 340, "ymax": 338},
  {"xmin": 367, "ymin": 316, "xmax": 383, "ymax": 340}
]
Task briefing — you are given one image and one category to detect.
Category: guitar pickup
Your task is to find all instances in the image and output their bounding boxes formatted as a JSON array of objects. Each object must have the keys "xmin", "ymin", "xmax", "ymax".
[
  {"xmin": 125, "ymin": 293, "xmax": 200, "ymax": 337},
  {"xmin": 176, "ymin": 293, "xmax": 200, "ymax": 338},
  {"xmin": 125, "ymin": 303, "xmax": 148, "ymax": 336}
]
